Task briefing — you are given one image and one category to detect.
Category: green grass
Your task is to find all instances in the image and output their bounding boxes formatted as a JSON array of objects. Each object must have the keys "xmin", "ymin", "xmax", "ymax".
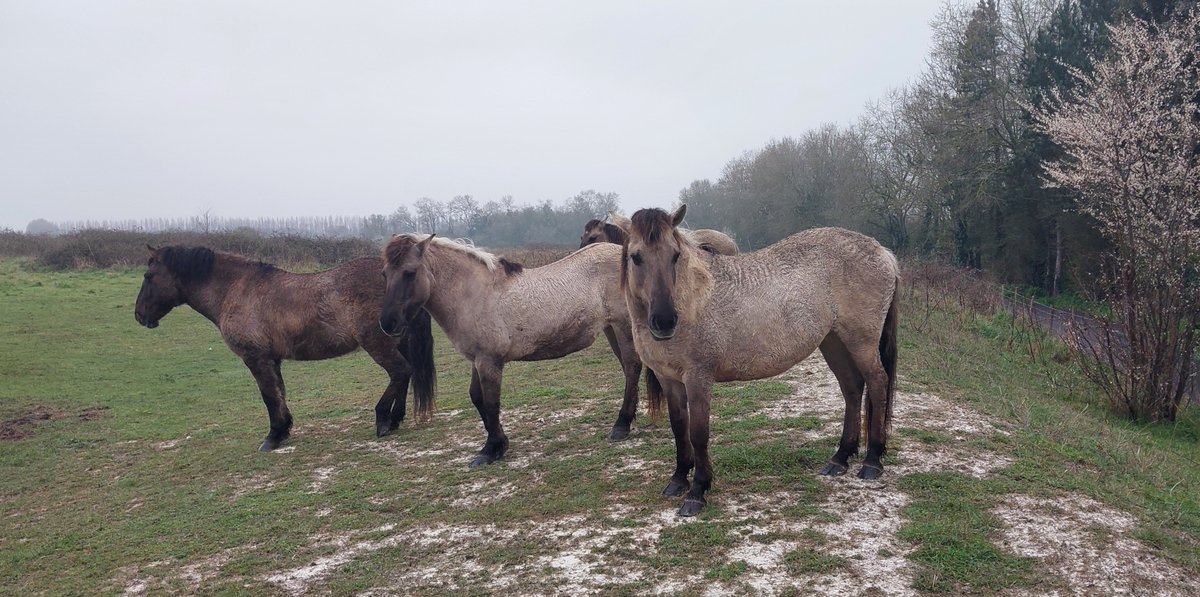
[
  {"xmin": 898, "ymin": 284, "xmax": 1200, "ymax": 588},
  {"xmin": 0, "ymin": 260, "xmax": 1197, "ymax": 594}
]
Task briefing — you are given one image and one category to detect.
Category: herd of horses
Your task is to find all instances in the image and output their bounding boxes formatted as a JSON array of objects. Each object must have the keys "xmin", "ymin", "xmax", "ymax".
[{"xmin": 134, "ymin": 206, "xmax": 900, "ymax": 516}]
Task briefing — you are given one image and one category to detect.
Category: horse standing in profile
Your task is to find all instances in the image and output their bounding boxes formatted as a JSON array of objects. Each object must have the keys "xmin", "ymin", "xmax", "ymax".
[
  {"xmin": 618, "ymin": 206, "xmax": 899, "ymax": 516},
  {"xmin": 378, "ymin": 235, "xmax": 646, "ymax": 467},
  {"xmin": 134, "ymin": 246, "xmax": 436, "ymax": 451}
]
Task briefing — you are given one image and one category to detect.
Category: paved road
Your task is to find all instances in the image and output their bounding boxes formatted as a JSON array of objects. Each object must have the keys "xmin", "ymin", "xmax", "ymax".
[{"xmin": 1002, "ymin": 294, "xmax": 1198, "ymax": 405}]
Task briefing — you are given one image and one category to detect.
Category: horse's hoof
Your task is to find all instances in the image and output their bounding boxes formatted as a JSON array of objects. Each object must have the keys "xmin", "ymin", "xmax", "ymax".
[
  {"xmin": 662, "ymin": 479, "xmax": 688, "ymax": 497},
  {"xmin": 677, "ymin": 498, "xmax": 706, "ymax": 517},
  {"xmin": 468, "ymin": 453, "xmax": 500, "ymax": 469},
  {"xmin": 608, "ymin": 426, "xmax": 630, "ymax": 442},
  {"xmin": 857, "ymin": 464, "xmax": 884, "ymax": 480},
  {"xmin": 259, "ymin": 438, "xmax": 284, "ymax": 452},
  {"xmin": 820, "ymin": 462, "xmax": 848, "ymax": 477}
]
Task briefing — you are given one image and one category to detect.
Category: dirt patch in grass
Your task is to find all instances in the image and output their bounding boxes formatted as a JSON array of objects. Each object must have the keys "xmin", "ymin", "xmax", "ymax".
[
  {"xmin": 994, "ymin": 494, "xmax": 1199, "ymax": 596},
  {"xmin": 0, "ymin": 405, "xmax": 108, "ymax": 441}
]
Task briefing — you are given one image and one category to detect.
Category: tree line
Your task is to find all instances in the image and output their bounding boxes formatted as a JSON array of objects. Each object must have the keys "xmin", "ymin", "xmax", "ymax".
[
  {"xmin": 680, "ymin": 0, "xmax": 1191, "ymax": 297},
  {"xmin": 26, "ymin": 190, "xmax": 621, "ymax": 249}
]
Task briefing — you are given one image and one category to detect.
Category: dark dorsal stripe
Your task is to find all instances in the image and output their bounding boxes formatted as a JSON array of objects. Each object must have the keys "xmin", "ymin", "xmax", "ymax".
[
  {"xmin": 629, "ymin": 208, "xmax": 674, "ymax": 244},
  {"xmin": 160, "ymin": 246, "xmax": 216, "ymax": 283}
]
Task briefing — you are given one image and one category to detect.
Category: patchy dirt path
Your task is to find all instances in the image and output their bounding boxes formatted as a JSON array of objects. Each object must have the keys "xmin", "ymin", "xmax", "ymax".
[{"xmin": 117, "ymin": 356, "xmax": 1198, "ymax": 596}]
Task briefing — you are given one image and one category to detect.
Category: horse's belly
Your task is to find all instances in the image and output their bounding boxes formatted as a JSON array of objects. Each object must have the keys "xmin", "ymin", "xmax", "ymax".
[{"xmin": 515, "ymin": 323, "xmax": 598, "ymax": 361}]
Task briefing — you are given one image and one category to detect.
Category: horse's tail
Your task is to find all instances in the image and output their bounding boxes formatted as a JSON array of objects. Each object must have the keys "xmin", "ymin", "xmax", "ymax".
[
  {"xmin": 407, "ymin": 308, "xmax": 437, "ymax": 421},
  {"xmin": 646, "ymin": 367, "xmax": 664, "ymax": 422},
  {"xmin": 878, "ymin": 277, "xmax": 899, "ymax": 444}
]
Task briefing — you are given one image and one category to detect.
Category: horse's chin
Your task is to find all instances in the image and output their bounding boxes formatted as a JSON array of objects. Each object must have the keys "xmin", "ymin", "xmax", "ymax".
[
  {"xmin": 380, "ymin": 325, "xmax": 409, "ymax": 339},
  {"xmin": 648, "ymin": 328, "xmax": 676, "ymax": 341}
]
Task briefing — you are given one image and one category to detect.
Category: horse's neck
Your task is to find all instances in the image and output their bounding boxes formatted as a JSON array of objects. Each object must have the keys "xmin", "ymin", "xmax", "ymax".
[
  {"xmin": 181, "ymin": 255, "xmax": 257, "ymax": 324},
  {"xmin": 678, "ymin": 250, "xmax": 716, "ymax": 323},
  {"xmin": 422, "ymin": 248, "xmax": 493, "ymax": 334}
]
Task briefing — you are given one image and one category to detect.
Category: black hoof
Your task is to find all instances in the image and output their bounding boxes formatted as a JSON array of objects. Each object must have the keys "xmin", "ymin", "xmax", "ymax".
[
  {"xmin": 469, "ymin": 453, "xmax": 501, "ymax": 469},
  {"xmin": 608, "ymin": 426, "xmax": 630, "ymax": 442},
  {"xmin": 662, "ymin": 478, "xmax": 688, "ymax": 497},
  {"xmin": 820, "ymin": 462, "xmax": 848, "ymax": 477},
  {"xmin": 677, "ymin": 498, "xmax": 706, "ymax": 517},
  {"xmin": 259, "ymin": 438, "xmax": 285, "ymax": 451},
  {"xmin": 857, "ymin": 464, "xmax": 884, "ymax": 480}
]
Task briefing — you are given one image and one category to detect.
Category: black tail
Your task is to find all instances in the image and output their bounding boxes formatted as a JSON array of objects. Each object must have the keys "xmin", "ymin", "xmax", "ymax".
[
  {"xmin": 407, "ymin": 308, "xmax": 437, "ymax": 421},
  {"xmin": 646, "ymin": 368, "xmax": 664, "ymax": 422},
  {"xmin": 879, "ymin": 279, "xmax": 899, "ymax": 437}
]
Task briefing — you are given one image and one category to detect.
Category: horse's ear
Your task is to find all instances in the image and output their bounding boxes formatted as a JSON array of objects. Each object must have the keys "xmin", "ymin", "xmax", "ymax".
[
  {"xmin": 671, "ymin": 204, "xmax": 687, "ymax": 228},
  {"xmin": 609, "ymin": 210, "xmax": 631, "ymax": 232},
  {"xmin": 146, "ymin": 244, "xmax": 158, "ymax": 253},
  {"xmin": 416, "ymin": 234, "xmax": 435, "ymax": 256}
]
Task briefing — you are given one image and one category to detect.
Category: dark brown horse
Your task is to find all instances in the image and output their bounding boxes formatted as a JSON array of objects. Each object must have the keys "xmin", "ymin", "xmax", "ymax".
[
  {"xmin": 379, "ymin": 235, "xmax": 645, "ymax": 467},
  {"xmin": 134, "ymin": 245, "xmax": 436, "ymax": 451},
  {"xmin": 618, "ymin": 206, "xmax": 899, "ymax": 516}
]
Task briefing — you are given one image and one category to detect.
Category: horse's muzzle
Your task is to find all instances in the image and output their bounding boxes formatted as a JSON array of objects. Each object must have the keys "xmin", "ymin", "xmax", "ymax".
[
  {"xmin": 648, "ymin": 313, "xmax": 677, "ymax": 340},
  {"xmin": 379, "ymin": 316, "xmax": 409, "ymax": 339},
  {"xmin": 134, "ymin": 312, "xmax": 159, "ymax": 329}
]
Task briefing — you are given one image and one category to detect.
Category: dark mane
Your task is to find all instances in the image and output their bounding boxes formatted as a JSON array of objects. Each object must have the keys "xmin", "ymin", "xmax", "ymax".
[
  {"xmin": 498, "ymin": 258, "xmax": 524, "ymax": 275},
  {"xmin": 584, "ymin": 219, "xmax": 605, "ymax": 232},
  {"xmin": 629, "ymin": 208, "xmax": 674, "ymax": 244},
  {"xmin": 160, "ymin": 246, "xmax": 216, "ymax": 282},
  {"xmin": 602, "ymin": 223, "xmax": 628, "ymax": 244}
]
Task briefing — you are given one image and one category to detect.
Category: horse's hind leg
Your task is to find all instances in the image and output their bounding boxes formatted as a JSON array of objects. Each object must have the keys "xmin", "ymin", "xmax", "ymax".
[
  {"xmin": 363, "ymin": 337, "xmax": 412, "ymax": 437},
  {"xmin": 818, "ymin": 335, "xmax": 864, "ymax": 476},
  {"xmin": 468, "ymin": 358, "xmax": 508, "ymax": 469},
  {"xmin": 244, "ymin": 355, "xmax": 293, "ymax": 451},
  {"xmin": 604, "ymin": 325, "xmax": 642, "ymax": 441},
  {"xmin": 849, "ymin": 345, "xmax": 890, "ymax": 480}
]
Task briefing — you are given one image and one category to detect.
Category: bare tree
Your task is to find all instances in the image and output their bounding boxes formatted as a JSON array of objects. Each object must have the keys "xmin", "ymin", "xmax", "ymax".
[{"xmin": 1033, "ymin": 9, "xmax": 1200, "ymax": 421}]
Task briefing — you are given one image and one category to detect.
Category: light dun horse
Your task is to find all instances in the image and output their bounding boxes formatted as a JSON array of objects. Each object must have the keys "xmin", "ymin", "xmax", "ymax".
[
  {"xmin": 134, "ymin": 246, "xmax": 436, "ymax": 451},
  {"xmin": 619, "ymin": 206, "xmax": 899, "ymax": 516},
  {"xmin": 378, "ymin": 235, "xmax": 646, "ymax": 467}
]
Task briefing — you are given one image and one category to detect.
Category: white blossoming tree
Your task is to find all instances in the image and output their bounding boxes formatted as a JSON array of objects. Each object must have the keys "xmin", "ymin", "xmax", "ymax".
[{"xmin": 1033, "ymin": 9, "xmax": 1199, "ymax": 421}]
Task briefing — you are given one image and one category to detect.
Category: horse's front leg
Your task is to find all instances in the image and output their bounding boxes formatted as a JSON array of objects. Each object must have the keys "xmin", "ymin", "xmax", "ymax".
[
  {"xmin": 604, "ymin": 325, "xmax": 641, "ymax": 441},
  {"xmin": 468, "ymin": 358, "xmax": 508, "ymax": 469},
  {"xmin": 244, "ymin": 355, "xmax": 293, "ymax": 451},
  {"xmin": 660, "ymin": 377, "xmax": 692, "ymax": 498},
  {"xmin": 678, "ymin": 375, "xmax": 714, "ymax": 517},
  {"xmin": 375, "ymin": 360, "xmax": 412, "ymax": 437}
]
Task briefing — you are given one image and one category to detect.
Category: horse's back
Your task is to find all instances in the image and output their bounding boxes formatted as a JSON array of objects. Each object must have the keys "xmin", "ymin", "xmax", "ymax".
[
  {"xmin": 220, "ymin": 258, "xmax": 382, "ymax": 360},
  {"xmin": 700, "ymin": 228, "xmax": 897, "ymax": 379},
  {"xmin": 497, "ymin": 243, "xmax": 624, "ymax": 361}
]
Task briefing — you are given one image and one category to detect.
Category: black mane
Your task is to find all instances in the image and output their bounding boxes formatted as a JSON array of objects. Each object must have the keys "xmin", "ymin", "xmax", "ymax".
[{"xmin": 160, "ymin": 246, "xmax": 216, "ymax": 282}]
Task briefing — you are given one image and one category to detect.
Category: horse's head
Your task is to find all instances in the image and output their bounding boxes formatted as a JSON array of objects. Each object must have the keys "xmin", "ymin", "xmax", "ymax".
[
  {"xmin": 579, "ymin": 219, "xmax": 628, "ymax": 248},
  {"xmin": 380, "ymin": 234, "xmax": 436, "ymax": 338},
  {"xmin": 579, "ymin": 219, "xmax": 607, "ymax": 248},
  {"xmin": 622, "ymin": 205, "xmax": 689, "ymax": 340},
  {"xmin": 134, "ymin": 245, "xmax": 213, "ymax": 329}
]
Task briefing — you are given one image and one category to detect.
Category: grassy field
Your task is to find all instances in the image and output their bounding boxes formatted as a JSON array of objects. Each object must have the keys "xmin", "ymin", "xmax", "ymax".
[{"xmin": 1, "ymin": 258, "xmax": 1197, "ymax": 595}]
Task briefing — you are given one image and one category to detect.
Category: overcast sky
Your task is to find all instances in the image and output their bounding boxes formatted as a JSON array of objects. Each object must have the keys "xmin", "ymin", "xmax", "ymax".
[{"xmin": 0, "ymin": 1, "xmax": 947, "ymax": 231}]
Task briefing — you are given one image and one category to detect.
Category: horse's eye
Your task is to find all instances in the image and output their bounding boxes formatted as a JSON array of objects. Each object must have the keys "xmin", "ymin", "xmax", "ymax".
[
  {"xmin": 630, "ymin": 253, "xmax": 643, "ymax": 266},
  {"xmin": 672, "ymin": 252, "xmax": 681, "ymax": 264}
]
